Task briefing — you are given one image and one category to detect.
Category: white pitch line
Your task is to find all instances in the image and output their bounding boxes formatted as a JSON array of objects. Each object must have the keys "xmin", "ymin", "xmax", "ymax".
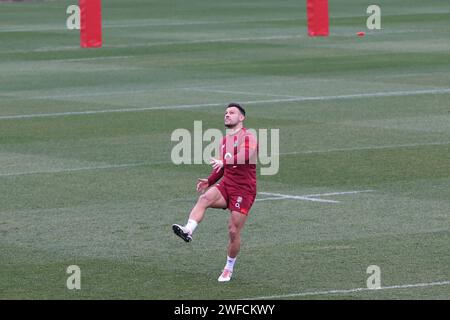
[
  {"xmin": 0, "ymin": 34, "xmax": 304, "ymax": 54},
  {"xmin": 0, "ymin": 26, "xmax": 444, "ymax": 54},
  {"xmin": 0, "ymin": 17, "xmax": 441, "ymax": 34},
  {"xmin": 243, "ymin": 280, "xmax": 450, "ymax": 300},
  {"xmin": 256, "ymin": 196, "xmax": 339, "ymax": 204},
  {"xmin": 1, "ymin": 88, "xmax": 450, "ymax": 121},
  {"xmin": 99, "ymin": 35, "xmax": 304, "ymax": 50},
  {"xmin": 0, "ymin": 102, "xmax": 226, "ymax": 120},
  {"xmin": 0, "ymin": 162, "xmax": 154, "ymax": 178},
  {"xmin": 52, "ymin": 55, "xmax": 137, "ymax": 63},
  {"xmin": 2, "ymin": 84, "xmax": 216, "ymax": 100},
  {"xmin": 0, "ymin": 139, "xmax": 447, "ymax": 178},
  {"xmin": 2, "ymin": 27, "xmax": 437, "ymax": 52},
  {"xmin": 103, "ymin": 17, "xmax": 305, "ymax": 28},
  {"xmin": 255, "ymin": 196, "xmax": 293, "ymax": 202},
  {"xmin": 302, "ymin": 190, "xmax": 375, "ymax": 197},
  {"xmin": 280, "ymin": 141, "xmax": 450, "ymax": 156},
  {"xmin": 283, "ymin": 88, "xmax": 450, "ymax": 101},
  {"xmin": 257, "ymin": 190, "xmax": 375, "ymax": 203},
  {"xmin": 7, "ymin": 82, "xmax": 295, "ymax": 101},
  {"xmin": 257, "ymin": 192, "xmax": 340, "ymax": 203},
  {"xmin": 0, "ymin": 17, "xmax": 303, "ymax": 33}
]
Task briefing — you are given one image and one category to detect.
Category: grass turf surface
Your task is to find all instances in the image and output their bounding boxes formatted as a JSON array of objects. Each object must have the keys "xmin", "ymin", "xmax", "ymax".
[{"xmin": 0, "ymin": 0, "xmax": 449, "ymax": 299}]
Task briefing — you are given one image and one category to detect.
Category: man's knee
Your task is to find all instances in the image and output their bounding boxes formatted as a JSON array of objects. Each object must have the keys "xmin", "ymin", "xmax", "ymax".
[
  {"xmin": 198, "ymin": 193, "xmax": 214, "ymax": 207},
  {"xmin": 228, "ymin": 224, "xmax": 240, "ymax": 241}
]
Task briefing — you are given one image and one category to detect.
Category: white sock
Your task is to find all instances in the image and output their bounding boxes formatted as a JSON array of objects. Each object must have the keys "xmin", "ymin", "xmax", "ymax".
[
  {"xmin": 225, "ymin": 256, "xmax": 236, "ymax": 272},
  {"xmin": 185, "ymin": 219, "xmax": 198, "ymax": 234}
]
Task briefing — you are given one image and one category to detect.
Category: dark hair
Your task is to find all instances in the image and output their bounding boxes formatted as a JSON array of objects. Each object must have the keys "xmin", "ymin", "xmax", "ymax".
[{"xmin": 226, "ymin": 103, "xmax": 246, "ymax": 116}]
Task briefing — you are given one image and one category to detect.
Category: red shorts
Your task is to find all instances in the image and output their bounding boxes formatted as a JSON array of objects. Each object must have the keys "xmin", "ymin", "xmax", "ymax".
[{"xmin": 215, "ymin": 183, "xmax": 256, "ymax": 215}]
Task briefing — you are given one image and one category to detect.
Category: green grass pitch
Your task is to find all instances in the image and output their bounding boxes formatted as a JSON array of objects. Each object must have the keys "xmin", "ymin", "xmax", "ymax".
[{"xmin": 0, "ymin": 0, "xmax": 449, "ymax": 299}]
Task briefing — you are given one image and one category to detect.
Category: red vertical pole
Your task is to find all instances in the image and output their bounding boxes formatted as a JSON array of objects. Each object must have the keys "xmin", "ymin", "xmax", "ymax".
[
  {"xmin": 306, "ymin": 0, "xmax": 329, "ymax": 37},
  {"xmin": 80, "ymin": 0, "xmax": 102, "ymax": 48}
]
